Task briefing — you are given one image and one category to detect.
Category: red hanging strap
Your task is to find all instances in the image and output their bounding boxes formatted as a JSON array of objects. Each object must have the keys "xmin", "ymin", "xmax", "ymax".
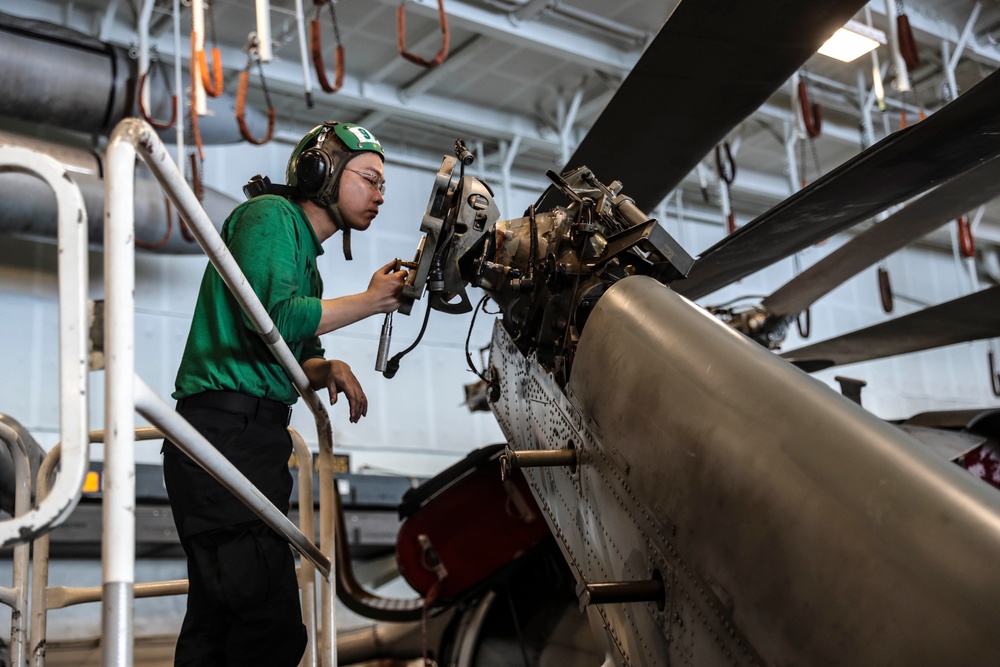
[
  {"xmin": 137, "ymin": 51, "xmax": 177, "ymax": 130},
  {"xmin": 196, "ymin": 40, "xmax": 224, "ymax": 97},
  {"xmin": 195, "ymin": 0, "xmax": 224, "ymax": 96},
  {"xmin": 797, "ymin": 79, "xmax": 822, "ymax": 138},
  {"xmin": 237, "ymin": 70, "xmax": 276, "ymax": 145},
  {"xmin": 956, "ymin": 215, "xmax": 976, "ymax": 258},
  {"xmin": 714, "ymin": 142, "xmax": 737, "ymax": 235},
  {"xmin": 311, "ymin": 2, "xmax": 345, "ymax": 93},
  {"xmin": 136, "ymin": 197, "xmax": 174, "ymax": 250},
  {"xmin": 236, "ymin": 38, "xmax": 277, "ymax": 146},
  {"xmin": 397, "ymin": 0, "xmax": 450, "ymax": 68},
  {"xmin": 897, "ymin": 12, "xmax": 920, "ymax": 71},
  {"xmin": 878, "ymin": 265, "xmax": 894, "ymax": 313}
]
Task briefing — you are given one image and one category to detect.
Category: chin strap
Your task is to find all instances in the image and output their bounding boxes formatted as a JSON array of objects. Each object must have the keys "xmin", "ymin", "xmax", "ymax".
[{"xmin": 323, "ymin": 202, "xmax": 352, "ymax": 260}]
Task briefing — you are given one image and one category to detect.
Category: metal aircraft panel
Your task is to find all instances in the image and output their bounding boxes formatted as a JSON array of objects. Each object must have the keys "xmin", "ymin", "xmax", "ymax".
[
  {"xmin": 558, "ymin": 275, "xmax": 1000, "ymax": 664},
  {"xmin": 489, "ymin": 322, "xmax": 761, "ymax": 666}
]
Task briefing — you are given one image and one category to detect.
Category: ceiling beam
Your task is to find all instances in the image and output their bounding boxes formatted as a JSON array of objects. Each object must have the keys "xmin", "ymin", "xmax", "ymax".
[
  {"xmin": 867, "ymin": 2, "xmax": 1000, "ymax": 67},
  {"xmin": 399, "ymin": 35, "xmax": 492, "ymax": 102},
  {"xmin": 367, "ymin": 0, "xmax": 640, "ymax": 76}
]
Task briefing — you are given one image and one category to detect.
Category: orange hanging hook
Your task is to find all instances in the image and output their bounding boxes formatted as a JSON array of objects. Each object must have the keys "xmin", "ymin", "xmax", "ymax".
[
  {"xmin": 797, "ymin": 79, "xmax": 822, "ymax": 138},
  {"xmin": 397, "ymin": 0, "xmax": 450, "ymax": 68},
  {"xmin": 236, "ymin": 40, "xmax": 276, "ymax": 146},
  {"xmin": 311, "ymin": 1, "xmax": 345, "ymax": 93},
  {"xmin": 194, "ymin": 0, "xmax": 224, "ymax": 96},
  {"xmin": 137, "ymin": 53, "xmax": 177, "ymax": 130},
  {"xmin": 878, "ymin": 265, "xmax": 894, "ymax": 313},
  {"xmin": 714, "ymin": 141, "xmax": 737, "ymax": 234},
  {"xmin": 956, "ymin": 215, "xmax": 976, "ymax": 258},
  {"xmin": 188, "ymin": 32, "xmax": 205, "ymax": 161},
  {"xmin": 136, "ymin": 197, "xmax": 174, "ymax": 250},
  {"xmin": 897, "ymin": 10, "xmax": 921, "ymax": 71},
  {"xmin": 196, "ymin": 38, "xmax": 225, "ymax": 97}
]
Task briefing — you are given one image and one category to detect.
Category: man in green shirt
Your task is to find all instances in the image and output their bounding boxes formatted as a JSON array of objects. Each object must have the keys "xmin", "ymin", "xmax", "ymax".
[{"xmin": 163, "ymin": 122, "xmax": 406, "ymax": 667}]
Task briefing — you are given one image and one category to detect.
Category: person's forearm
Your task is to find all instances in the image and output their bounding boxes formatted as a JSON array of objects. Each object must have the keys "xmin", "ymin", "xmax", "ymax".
[
  {"xmin": 301, "ymin": 357, "xmax": 330, "ymax": 389},
  {"xmin": 315, "ymin": 293, "xmax": 376, "ymax": 336}
]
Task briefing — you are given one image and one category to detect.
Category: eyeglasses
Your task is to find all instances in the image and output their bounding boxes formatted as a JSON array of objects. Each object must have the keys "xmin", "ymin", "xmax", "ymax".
[{"xmin": 345, "ymin": 168, "xmax": 386, "ymax": 196}]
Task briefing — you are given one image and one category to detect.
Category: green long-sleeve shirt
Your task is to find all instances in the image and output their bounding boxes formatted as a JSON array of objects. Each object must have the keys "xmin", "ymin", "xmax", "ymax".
[{"xmin": 173, "ymin": 195, "xmax": 325, "ymax": 405}]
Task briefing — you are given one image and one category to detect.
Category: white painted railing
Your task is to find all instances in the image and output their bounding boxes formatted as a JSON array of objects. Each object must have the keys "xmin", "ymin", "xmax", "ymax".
[
  {"xmin": 0, "ymin": 147, "xmax": 90, "ymax": 552},
  {"xmin": 103, "ymin": 118, "xmax": 340, "ymax": 667}
]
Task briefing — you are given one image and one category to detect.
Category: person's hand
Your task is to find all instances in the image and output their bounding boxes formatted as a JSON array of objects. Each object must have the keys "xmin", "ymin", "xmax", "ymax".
[
  {"xmin": 366, "ymin": 260, "xmax": 408, "ymax": 314},
  {"xmin": 326, "ymin": 360, "xmax": 367, "ymax": 423}
]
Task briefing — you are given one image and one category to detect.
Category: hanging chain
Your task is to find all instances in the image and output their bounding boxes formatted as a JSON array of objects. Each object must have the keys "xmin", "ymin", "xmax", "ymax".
[
  {"xmin": 248, "ymin": 37, "xmax": 275, "ymax": 112},
  {"xmin": 237, "ymin": 33, "xmax": 277, "ymax": 145},
  {"xmin": 148, "ymin": 46, "xmax": 173, "ymax": 97},
  {"xmin": 328, "ymin": 0, "xmax": 343, "ymax": 47},
  {"xmin": 206, "ymin": 0, "xmax": 218, "ymax": 48}
]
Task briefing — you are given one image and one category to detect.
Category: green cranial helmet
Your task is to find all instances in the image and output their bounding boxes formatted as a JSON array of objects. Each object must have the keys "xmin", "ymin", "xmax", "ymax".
[{"xmin": 286, "ymin": 121, "xmax": 384, "ymax": 204}]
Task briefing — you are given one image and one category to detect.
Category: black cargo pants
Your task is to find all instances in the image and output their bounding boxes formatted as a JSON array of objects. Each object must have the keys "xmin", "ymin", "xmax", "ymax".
[{"xmin": 162, "ymin": 394, "xmax": 307, "ymax": 667}]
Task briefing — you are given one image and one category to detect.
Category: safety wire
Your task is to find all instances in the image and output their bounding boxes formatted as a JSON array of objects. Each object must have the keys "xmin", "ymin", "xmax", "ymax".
[
  {"xmin": 311, "ymin": 0, "xmax": 346, "ymax": 93},
  {"xmin": 465, "ymin": 295, "xmax": 499, "ymax": 382},
  {"xmin": 237, "ymin": 34, "xmax": 277, "ymax": 145},
  {"xmin": 382, "ymin": 297, "xmax": 433, "ymax": 379}
]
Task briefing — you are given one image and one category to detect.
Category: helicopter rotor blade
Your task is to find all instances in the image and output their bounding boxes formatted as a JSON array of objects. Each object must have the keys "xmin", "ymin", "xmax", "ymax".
[
  {"xmin": 540, "ymin": 0, "xmax": 869, "ymax": 212},
  {"xmin": 676, "ymin": 66, "xmax": 1000, "ymax": 301},
  {"xmin": 780, "ymin": 285, "xmax": 1000, "ymax": 373},
  {"xmin": 760, "ymin": 153, "xmax": 1000, "ymax": 318}
]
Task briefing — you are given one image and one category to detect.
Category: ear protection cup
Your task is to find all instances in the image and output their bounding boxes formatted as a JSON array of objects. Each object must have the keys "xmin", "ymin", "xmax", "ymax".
[{"xmin": 294, "ymin": 148, "xmax": 329, "ymax": 198}]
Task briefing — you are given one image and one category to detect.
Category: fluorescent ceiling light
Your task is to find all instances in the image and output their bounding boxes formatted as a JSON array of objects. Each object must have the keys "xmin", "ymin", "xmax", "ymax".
[{"xmin": 818, "ymin": 19, "xmax": 887, "ymax": 62}]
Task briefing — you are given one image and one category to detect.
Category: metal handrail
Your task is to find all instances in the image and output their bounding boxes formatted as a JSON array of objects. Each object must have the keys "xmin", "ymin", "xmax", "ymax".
[
  {"xmin": 0, "ymin": 420, "xmax": 34, "ymax": 667},
  {"xmin": 27, "ymin": 426, "xmax": 320, "ymax": 667},
  {"xmin": 0, "ymin": 147, "xmax": 90, "ymax": 549},
  {"xmin": 103, "ymin": 118, "xmax": 336, "ymax": 667},
  {"xmin": 103, "ymin": 118, "xmax": 423, "ymax": 667}
]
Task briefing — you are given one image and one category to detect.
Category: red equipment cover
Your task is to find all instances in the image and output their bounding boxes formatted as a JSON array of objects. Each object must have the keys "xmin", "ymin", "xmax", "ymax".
[{"xmin": 395, "ymin": 446, "xmax": 550, "ymax": 602}]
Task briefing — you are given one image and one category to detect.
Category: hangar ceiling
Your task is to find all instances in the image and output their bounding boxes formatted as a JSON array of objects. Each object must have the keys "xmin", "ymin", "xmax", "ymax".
[{"xmin": 3, "ymin": 0, "xmax": 1000, "ymax": 247}]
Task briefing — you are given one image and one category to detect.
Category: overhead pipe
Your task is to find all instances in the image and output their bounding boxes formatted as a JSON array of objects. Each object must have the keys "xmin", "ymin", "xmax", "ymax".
[
  {"xmin": 0, "ymin": 13, "xmax": 269, "ymax": 145},
  {"xmin": 0, "ymin": 131, "xmax": 238, "ymax": 254}
]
